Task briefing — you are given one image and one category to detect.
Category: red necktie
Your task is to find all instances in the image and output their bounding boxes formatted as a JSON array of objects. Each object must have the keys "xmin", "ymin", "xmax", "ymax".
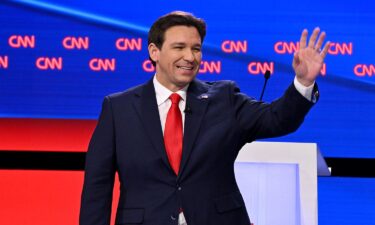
[{"xmin": 164, "ymin": 93, "xmax": 183, "ymax": 175}]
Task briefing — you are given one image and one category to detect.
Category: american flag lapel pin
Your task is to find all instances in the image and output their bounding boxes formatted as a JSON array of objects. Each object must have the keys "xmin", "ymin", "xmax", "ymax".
[{"xmin": 199, "ymin": 94, "xmax": 209, "ymax": 99}]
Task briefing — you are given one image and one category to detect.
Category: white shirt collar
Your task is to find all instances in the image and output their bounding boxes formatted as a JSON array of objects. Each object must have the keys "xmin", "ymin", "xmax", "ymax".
[{"xmin": 153, "ymin": 75, "xmax": 188, "ymax": 106}]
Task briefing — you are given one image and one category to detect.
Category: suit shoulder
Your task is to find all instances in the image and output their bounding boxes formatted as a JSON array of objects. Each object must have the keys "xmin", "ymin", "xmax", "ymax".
[
  {"xmin": 106, "ymin": 83, "xmax": 145, "ymax": 101},
  {"xmin": 199, "ymin": 79, "xmax": 237, "ymax": 89},
  {"xmin": 198, "ymin": 80, "xmax": 239, "ymax": 94}
]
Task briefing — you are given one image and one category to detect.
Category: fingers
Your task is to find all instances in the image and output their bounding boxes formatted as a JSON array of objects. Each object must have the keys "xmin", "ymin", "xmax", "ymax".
[
  {"xmin": 293, "ymin": 51, "xmax": 300, "ymax": 65},
  {"xmin": 320, "ymin": 41, "xmax": 331, "ymax": 59},
  {"xmin": 292, "ymin": 51, "xmax": 301, "ymax": 70},
  {"xmin": 314, "ymin": 31, "xmax": 326, "ymax": 50},
  {"xmin": 300, "ymin": 27, "xmax": 329, "ymax": 56},
  {"xmin": 299, "ymin": 29, "xmax": 308, "ymax": 49},
  {"xmin": 308, "ymin": 27, "xmax": 320, "ymax": 48}
]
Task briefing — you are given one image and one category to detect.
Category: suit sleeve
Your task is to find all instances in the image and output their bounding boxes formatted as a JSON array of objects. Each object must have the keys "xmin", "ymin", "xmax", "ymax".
[
  {"xmin": 80, "ymin": 96, "xmax": 116, "ymax": 225},
  {"xmin": 232, "ymin": 82, "xmax": 317, "ymax": 144}
]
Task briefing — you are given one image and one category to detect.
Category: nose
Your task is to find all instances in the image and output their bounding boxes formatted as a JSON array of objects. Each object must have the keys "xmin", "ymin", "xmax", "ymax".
[{"xmin": 183, "ymin": 49, "xmax": 195, "ymax": 62}]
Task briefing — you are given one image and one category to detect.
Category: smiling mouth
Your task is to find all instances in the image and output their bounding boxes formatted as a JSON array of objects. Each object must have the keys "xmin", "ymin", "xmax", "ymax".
[{"xmin": 177, "ymin": 65, "xmax": 194, "ymax": 71}]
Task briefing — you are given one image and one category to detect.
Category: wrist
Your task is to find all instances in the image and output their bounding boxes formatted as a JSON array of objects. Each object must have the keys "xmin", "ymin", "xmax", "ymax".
[{"xmin": 296, "ymin": 76, "xmax": 315, "ymax": 87}]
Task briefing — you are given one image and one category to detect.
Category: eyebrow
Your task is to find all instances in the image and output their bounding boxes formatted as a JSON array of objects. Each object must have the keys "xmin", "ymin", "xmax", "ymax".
[
  {"xmin": 170, "ymin": 42, "xmax": 186, "ymax": 46},
  {"xmin": 170, "ymin": 42, "xmax": 201, "ymax": 47}
]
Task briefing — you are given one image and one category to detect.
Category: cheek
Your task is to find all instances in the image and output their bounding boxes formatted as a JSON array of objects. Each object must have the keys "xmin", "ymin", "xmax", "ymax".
[
  {"xmin": 165, "ymin": 53, "xmax": 180, "ymax": 64},
  {"xmin": 195, "ymin": 53, "xmax": 202, "ymax": 61}
]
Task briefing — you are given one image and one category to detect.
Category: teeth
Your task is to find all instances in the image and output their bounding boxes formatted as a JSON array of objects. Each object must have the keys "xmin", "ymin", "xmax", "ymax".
[{"xmin": 177, "ymin": 66, "xmax": 193, "ymax": 70}]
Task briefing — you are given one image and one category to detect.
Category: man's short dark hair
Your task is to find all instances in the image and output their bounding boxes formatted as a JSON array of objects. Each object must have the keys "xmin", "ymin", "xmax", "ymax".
[{"xmin": 148, "ymin": 11, "xmax": 206, "ymax": 66}]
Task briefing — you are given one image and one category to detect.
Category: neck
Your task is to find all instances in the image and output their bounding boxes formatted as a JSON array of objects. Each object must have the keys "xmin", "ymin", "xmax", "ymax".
[{"xmin": 155, "ymin": 74, "xmax": 187, "ymax": 92}]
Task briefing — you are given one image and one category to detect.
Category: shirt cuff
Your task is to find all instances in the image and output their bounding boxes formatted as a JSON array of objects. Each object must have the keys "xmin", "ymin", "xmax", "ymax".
[{"xmin": 293, "ymin": 76, "xmax": 315, "ymax": 102}]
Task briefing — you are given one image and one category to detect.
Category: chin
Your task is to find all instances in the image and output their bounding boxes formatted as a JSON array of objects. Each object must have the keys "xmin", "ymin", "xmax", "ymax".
[
  {"xmin": 181, "ymin": 75, "xmax": 196, "ymax": 83},
  {"xmin": 176, "ymin": 80, "xmax": 191, "ymax": 87},
  {"xmin": 174, "ymin": 77, "xmax": 193, "ymax": 87}
]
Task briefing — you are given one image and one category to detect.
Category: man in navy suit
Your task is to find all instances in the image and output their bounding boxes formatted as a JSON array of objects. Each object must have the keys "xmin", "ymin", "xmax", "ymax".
[{"xmin": 80, "ymin": 11, "xmax": 330, "ymax": 225}]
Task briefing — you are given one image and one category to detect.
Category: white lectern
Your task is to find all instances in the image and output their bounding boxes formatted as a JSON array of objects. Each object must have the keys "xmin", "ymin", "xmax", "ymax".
[{"xmin": 234, "ymin": 141, "xmax": 330, "ymax": 225}]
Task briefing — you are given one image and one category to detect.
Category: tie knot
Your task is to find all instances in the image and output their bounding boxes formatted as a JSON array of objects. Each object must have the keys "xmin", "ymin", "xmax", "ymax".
[{"xmin": 169, "ymin": 93, "xmax": 181, "ymax": 104}]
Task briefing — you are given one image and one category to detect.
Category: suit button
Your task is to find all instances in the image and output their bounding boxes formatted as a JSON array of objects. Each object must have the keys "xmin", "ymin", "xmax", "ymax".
[
  {"xmin": 178, "ymin": 186, "xmax": 182, "ymax": 191},
  {"xmin": 170, "ymin": 214, "xmax": 177, "ymax": 220}
]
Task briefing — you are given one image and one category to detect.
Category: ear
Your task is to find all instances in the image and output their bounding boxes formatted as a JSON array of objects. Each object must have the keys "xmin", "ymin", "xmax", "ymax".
[{"xmin": 148, "ymin": 43, "xmax": 160, "ymax": 63}]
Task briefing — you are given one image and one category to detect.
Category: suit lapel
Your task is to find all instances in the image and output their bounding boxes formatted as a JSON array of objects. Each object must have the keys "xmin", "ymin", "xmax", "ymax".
[
  {"xmin": 132, "ymin": 79, "xmax": 171, "ymax": 171},
  {"xmin": 179, "ymin": 79, "xmax": 209, "ymax": 178},
  {"xmin": 132, "ymin": 79, "xmax": 210, "ymax": 177}
]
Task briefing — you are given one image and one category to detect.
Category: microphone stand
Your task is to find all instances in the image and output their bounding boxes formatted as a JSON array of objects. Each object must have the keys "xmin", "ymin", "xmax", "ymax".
[{"xmin": 259, "ymin": 70, "xmax": 271, "ymax": 101}]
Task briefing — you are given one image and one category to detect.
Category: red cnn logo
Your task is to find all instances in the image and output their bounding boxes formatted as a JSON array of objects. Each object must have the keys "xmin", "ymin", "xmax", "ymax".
[
  {"xmin": 36, "ymin": 57, "xmax": 62, "ymax": 70},
  {"xmin": 274, "ymin": 41, "xmax": 299, "ymax": 54},
  {"xmin": 248, "ymin": 62, "xmax": 274, "ymax": 75},
  {"xmin": 62, "ymin": 36, "xmax": 89, "ymax": 50},
  {"xmin": 199, "ymin": 61, "xmax": 221, "ymax": 74},
  {"xmin": 328, "ymin": 42, "xmax": 352, "ymax": 55},
  {"xmin": 89, "ymin": 58, "xmax": 116, "ymax": 71},
  {"xmin": 8, "ymin": 35, "xmax": 35, "ymax": 48},
  {"xmin": 354, "ymin": 64, "xmax": 375, "ymax": 77},
  {"xmin": 142, "ymin": 60, "xmax": 155, "ymax": 72},
  {"xmin": 116, "ymin": 38, "xmax": 142, "ymax": 51},
  {"xmin": 0, "ymin": 56, "xmax": 8, "ymax": 69},
  {"xmin": 221, "ymin": 40, "xmax": 247, "ymax": 53}
]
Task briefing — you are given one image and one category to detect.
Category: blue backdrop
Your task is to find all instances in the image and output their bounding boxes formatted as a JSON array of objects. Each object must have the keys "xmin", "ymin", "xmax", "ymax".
[{"xmin": 1, "ymin": 0, "xmax": 375, "ymax": 158}]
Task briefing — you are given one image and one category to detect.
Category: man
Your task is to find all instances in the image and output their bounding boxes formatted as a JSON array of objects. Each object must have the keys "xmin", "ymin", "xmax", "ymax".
[{"xmin": 80, "ymin": 11, "xmax": 329, "ymax": 225}]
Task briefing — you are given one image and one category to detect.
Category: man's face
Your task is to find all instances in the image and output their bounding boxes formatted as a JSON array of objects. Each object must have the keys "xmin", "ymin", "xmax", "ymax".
[{"xmin": 149, "ymin": 26, "xmax": 202, "ymax": 91}]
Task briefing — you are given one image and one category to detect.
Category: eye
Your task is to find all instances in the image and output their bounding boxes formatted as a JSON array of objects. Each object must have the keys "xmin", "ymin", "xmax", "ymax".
[{"xmin": 192, "ymin": 46, "xmax": 201, "ymax": 52}]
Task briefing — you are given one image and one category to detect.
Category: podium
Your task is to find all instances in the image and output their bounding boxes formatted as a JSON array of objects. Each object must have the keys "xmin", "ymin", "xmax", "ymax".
[{"xmin": 234, "ymin": 141, "xmax": 330, "ymax": 225}]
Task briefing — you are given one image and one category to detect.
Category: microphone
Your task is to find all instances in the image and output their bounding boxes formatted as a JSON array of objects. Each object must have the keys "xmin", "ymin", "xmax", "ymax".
[
  {"xmin": 259, "ymin": 70, "xmax": 271, "ymax": 101},
  {"xmin": 184, "ymin": 106, "xmax": 192, "ymax": 114}
]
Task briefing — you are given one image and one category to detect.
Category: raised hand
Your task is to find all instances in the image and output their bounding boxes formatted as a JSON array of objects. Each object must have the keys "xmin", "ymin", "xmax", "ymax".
[{"xmin": 293, "ymin": 27, "xmax": 330, "ymax": 86}]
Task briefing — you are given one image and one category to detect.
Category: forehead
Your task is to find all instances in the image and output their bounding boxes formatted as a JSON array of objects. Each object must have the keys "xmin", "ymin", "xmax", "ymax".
[{"xmin": 163, "ymin": 25, "xmax": 201, "ymax": 44}]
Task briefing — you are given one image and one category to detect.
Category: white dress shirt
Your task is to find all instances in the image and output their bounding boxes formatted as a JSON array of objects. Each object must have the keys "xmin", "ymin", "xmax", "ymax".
[
  {"xmin": 293, "ymin": 77, "xmax": 315, "ymax": 101},
  {"xmin": 153, "ymin": 76, "xmax": 188, "ymax": 134}
]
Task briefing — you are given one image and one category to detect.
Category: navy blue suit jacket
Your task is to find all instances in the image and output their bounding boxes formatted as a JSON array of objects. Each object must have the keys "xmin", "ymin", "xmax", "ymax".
[{"xmin": 80, "ymin": 78, "xmax": 315, "ymax": 225}]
